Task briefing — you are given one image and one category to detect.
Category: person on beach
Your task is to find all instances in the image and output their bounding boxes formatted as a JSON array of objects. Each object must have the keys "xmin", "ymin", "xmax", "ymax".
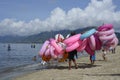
[
  {"xmin": 109, "ymin": 46, "xmax": 116, "ymax": 54},
  {"xmin": 8, "ymin": 44, "xmax": 11, "ymax": 51},
  {"xmin": 109, "ymin": 47, "xmax": 115, "ymax": 54},
  {"xmin": 102, "ymin": 49, "xmax": 107, "ymax": 61},
  {"xmin": 32, "ymin": 56, "xmax": 37, "ymax": 61},
  {"xmin": 90, "ymin": 52, "xmax": 96, "ymax": 64},
  {"xmin": 101, "ymin": 42, "xmax": 108, "ymax": 61},
  {"xmin": 111, "ymin": 48, "xmax": 116, "ymax": 54},
  {"xmin": 68, "ymin": 31, "xmax": 78, "ymax": 70}
]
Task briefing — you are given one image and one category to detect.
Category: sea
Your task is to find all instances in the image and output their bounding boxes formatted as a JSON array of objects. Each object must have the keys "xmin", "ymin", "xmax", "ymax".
[
  {"xmin": 0, "ymin": 43, "xmax": 89, "ymax": 80},
  {"xmin": 0, "ymin": 43, "xmax": 45, "ymax": 80}
]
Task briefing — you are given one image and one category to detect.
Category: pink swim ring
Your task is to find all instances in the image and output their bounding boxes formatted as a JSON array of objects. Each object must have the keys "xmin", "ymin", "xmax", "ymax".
[
  {"xmin": 50, "ymin": 39, "xmax": 63, "ymax": 54},
  {"xmin": 63, "ymin": 34, "xmax": 81, "ymax": 45},
  {"xmin": 76, "ymin": 39, "xmax": 87, "ymax": 52},
  {"xmin": 97, "ymin": 24, "xmax": 113, "ymax": 31},
  {"xmin": 66, "ymin": 41, "xmax": 80, "ymax": 52},
  {"xmin": 39, "ymin": 40, "xmax": 50, "ymax": 57}
]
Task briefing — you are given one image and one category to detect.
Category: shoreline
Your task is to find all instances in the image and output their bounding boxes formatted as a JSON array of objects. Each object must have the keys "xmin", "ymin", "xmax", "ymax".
[
  {"xmin": 0, "ymin": 62, "xmax": 50, "ymax": 80},
  {"xmin": 13, "ymin": 46, "xmax": 120, "ymax": 80}
]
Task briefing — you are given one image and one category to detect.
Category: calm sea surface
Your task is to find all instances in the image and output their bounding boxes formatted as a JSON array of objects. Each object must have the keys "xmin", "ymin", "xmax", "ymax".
[
  {"xmin": 0, "ymin": 43, "xmax": 42, "ymax": 70},
  {"xmin": 0, "ymin": 43, "xmax": 43, "ymax": 80}
]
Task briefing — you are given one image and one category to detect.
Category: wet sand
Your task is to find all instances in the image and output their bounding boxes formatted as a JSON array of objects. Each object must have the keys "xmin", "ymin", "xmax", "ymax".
[{"xmin": 14, "ymin": 46, "xmax": 120, "ymax": 80}]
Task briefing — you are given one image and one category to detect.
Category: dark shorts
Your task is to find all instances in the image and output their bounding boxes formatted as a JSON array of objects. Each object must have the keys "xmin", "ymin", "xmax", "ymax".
[
  {"xmin": 68, "ymin": 50, "xmax": 77, "ymax": 61},
  {"xmin": 90, "ymin": 54, "xmax": 96, "ymax": 61},
  {"xmin": 69, "ymin": 57, "xmax": 75, "ymax": 61}
]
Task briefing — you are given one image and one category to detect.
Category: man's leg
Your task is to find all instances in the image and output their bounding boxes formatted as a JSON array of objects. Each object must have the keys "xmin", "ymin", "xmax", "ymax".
[
  {"xmin": 69, "ymin": 60, "xmax": 72, "ymax": 70},
  {"xmin": 73, "ymin": 59, "xmax": 78, "ymax": 69}
]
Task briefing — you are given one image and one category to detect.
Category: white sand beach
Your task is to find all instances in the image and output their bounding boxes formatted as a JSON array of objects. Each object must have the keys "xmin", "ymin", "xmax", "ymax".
[{"xmin": 14, "ymin": 46, "xmax": 120, "ymax": 80}]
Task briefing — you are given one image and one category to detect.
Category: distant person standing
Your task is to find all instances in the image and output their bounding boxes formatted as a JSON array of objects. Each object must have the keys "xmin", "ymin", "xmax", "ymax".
[
  {"xmin": 109, "ymin": 46, "xmax": 115, "ymax": 54},
  {"xmin": 102, "ymin": 49, "xmax": 107, "ymax": 61},
  {"xmin": 112, "ymin": 48, "xmax": 116, "ymax": 54},
  {"xmin": 8, "ymin": 44, "xmax": 11, "ymax": 51},
  {"xmin": 31, "ymin": 44, "xmax": 36, "ymax": 48}
]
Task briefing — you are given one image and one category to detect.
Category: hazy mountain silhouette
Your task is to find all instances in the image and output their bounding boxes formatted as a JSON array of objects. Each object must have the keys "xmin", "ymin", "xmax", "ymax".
[{"xmin": 0, "ymin": 26, "xmax": 120, "ymax": 44}]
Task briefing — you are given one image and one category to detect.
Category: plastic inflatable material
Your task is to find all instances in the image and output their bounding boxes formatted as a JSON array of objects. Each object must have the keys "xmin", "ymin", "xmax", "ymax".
[
  {"xmin": 50, "ymin": 39, "xmax": 63, "ymax": 54},
  {"xmin": 50, "ymin": 46, "xmax": 57, "ymax": 59},
  {"xmin": 55, "ymin": 34, "xmax": 64, "ymax": 42},
  {"xmin": 97, "ymin": 24, "xmax": 118, "ymax": 50},
  {"xmin": 39, "ymin": 23, "xmax": 118, "ymax": 62},
  {"xmin": 94, "ymin": 34, "xmax": 102, "ymax": 50},
  {"xmin": 106, "ymin": 37, "xmax": 118, "ymax": 49},
  {"xmin": 63, "ymin": 34, "xmax": 81, "ymax": 45},
  {"xmin": 99, "ymin": 33, "xmax": 115, "ymax": 41},
  {"xmin": 97, "ymin": 28, "xmax": 114, "ymax": 36},
  {"xmin": 88, "ymin": 35, "xmax": 96, "ymax": 50},
  {"xmin": 77, "ymin": 39, "xmax": 87, "ymax": 52},
  {"xmin": 57, "ymin": 42, "xmax": 66, "ymax": 50},
  {"xmin": 112, "ymin": 37, "xmax": 119, "ymax": 48},
  {"xmin": 80, "ymin": 29, "xmax": 96, "ymax": 40},
  {"xmin": 85, "ymin": 41, "xmax": 95, "ymax": 55},
  {"xmin": 66, "ymin": 41, "xmax": 80, "ymax": 52},
  {"xmin": 44, "ymin": 48, "xmax": 50, "ymax": 56},
  {"xmin": 39, "ymin": 40, "xmax": 50, "ymax": 56},
  {"xmin": 97, "ymin": 24, "xmax": 113, "ymax": 31}
]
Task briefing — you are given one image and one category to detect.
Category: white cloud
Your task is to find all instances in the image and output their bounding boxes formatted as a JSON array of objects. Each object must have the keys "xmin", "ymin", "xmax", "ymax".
[{"xmin": 0, "ymin": 0, "xmax": 120, "ymax": 36}]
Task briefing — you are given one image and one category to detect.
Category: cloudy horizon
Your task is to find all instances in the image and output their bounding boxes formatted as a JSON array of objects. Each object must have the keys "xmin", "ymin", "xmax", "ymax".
[{"xmin": 0, "ymin": 0, "xmax": 120, "ymax": 36}]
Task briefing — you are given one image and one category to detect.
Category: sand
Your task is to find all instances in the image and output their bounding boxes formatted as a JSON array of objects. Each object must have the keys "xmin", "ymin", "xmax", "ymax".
[{"xmin": 14, "ymin": 46, "xmax": 120, "ymax": 80}]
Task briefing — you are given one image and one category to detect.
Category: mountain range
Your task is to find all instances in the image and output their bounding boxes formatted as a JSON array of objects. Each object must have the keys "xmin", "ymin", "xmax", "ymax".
[{"xmin": 0, "ymin": 27, "xmax": 120, "ymax": 44}]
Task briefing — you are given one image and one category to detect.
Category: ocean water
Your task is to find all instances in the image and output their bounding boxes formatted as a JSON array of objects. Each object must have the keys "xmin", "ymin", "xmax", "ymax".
[
  {"xmin": 0, "ymin": 43, "xmax": 43, "ymax": 80},
  {"xmin": 0, "ymin": 43, "xmax": 42, "ymax": 70}
]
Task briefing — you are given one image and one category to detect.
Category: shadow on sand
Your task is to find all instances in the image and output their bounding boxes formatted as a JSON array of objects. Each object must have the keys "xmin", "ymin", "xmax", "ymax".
[
  {"xmin": 47, "ymin": 63, "xmax": 101, "ymax": 70},
  {"xmin": 77, "ymin": 63, "xmax": 101, "ymax": 69},
  {"xmin": 85, "ymin": 73, "xmax": 120, "ymax": 76}
]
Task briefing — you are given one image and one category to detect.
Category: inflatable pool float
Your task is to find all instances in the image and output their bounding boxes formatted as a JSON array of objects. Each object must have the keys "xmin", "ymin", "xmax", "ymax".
[
  {"xmin": 76, "ymin": 39, "xmax": 87, "ymax": 52},
  {"xmin": 66, "ymin": 41, "xmax": 80, "ymax": 52},
  {"xmin": 80, "ymin": 29, "xmax": 96, "ymax": 40},
  {"xmin": 39, "ymin": 40, "xmax": 50, "ymax": 57},
  {"xmin": 63, "ymin": 34, "xmax": 81, "ymax": 45}
]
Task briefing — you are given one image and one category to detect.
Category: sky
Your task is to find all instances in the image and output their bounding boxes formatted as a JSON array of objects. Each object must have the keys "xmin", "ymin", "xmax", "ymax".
[{"xmin": 0, "ymin": 0, "xmax": 120, "ymax": 36}]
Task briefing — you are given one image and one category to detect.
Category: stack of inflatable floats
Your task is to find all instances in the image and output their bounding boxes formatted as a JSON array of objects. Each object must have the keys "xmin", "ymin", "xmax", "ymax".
[{"xmin": 39, "ymin": 24, "xmax": 119, "ymax": 62}]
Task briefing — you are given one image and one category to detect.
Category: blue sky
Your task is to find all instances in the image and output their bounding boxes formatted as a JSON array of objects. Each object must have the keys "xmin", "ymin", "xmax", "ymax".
[
  {"xmin": 0, "ymin": 0, "xmax": 120, "ymax": 36},
  {"xmin": 0, "ymin": 0, "xmax": 91, "ymax": 21}
]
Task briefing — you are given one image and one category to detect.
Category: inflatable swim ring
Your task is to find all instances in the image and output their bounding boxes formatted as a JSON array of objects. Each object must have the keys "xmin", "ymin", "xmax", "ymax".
[
  {"xmin": 66, "ymin": 41, "xmax": 80, "ymax": 52},
  {"xmin": 80, "ymin": 29, "xmax": 96, "ymax": 40},
  {"xmin": 50, "ymin": 39, "xmax": 63, "ymax": 54},
  {"xmin": 85, "ymin": 39, "xmax": 95, "ymax": 55},
  {"xmin": 97, "ymin": 28, "xmax": 114, "ymax": 36},
  {"xmin": 94, "ymin": 34, "xmax": 102, "ymax": 50},
  {"xmin": 97, "ymin": 24, "xmax": 113, "ymax": 31},
  {"xmin": 63, "ymin": 34, "xmax": 81, "ymax": 45},
  {"xmin": 39, "ymin": 40, "xmax": 50, "ymax": 57},
  {"xmin": 76, "ymin": 39, "xmax": 87, "ymax": 52},
  {"xmin": 88, "ymin": 35, "xmax": 96, "ymax": 50}
]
